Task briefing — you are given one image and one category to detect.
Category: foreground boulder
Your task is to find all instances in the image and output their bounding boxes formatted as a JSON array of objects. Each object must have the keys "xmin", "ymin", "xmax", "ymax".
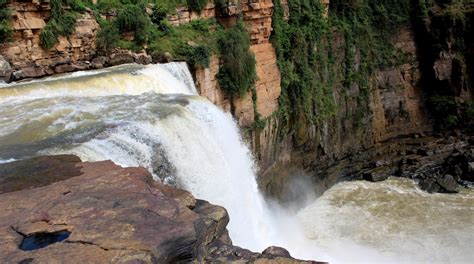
[{"xmin": 0, "ymin": 156, "xmax": 323, "ymax": 263}]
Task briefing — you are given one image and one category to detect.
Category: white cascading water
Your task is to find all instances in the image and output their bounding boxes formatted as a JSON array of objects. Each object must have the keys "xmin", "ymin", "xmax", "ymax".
[
  {"xmin": 1, "ymin": 63, "xmax": 473, "ymax": 263},
  {"xmin": 0, "ymin": 63, "xmax": 318, "ymax": 258}
]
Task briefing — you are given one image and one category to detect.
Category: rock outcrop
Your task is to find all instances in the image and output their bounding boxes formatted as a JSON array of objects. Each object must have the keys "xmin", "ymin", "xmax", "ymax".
[
  {"xmin": 0, "ymin": 0, "xmax": 99, "ymax": 81},
  {"xmin": 0, "ymin": 0, "xmax": 154, "ymax": 82},
  {"xmin": 0, "ymin": 156, "xmax": 323, "ymax": 263},
  {"xmin": 261, "ymin": 131, "xmax": 474, "ymax": 204},
  {"xmin": 196, "ymin": 0, "xmax": 281, "ymax": 127}
]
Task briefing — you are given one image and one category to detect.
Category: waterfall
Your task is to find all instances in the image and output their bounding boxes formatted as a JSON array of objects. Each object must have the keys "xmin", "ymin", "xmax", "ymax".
[
  {"xmin": 0, "ymin": 63, "xmax": 317, "ymax": 257},
  {"xmin": 2, "ymin": 63, "xmax": 471, "ymax": 263}
]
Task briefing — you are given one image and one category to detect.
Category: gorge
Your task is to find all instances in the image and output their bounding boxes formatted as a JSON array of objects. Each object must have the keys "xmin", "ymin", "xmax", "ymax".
[{"xmin": 0, "ymin": 0, "xmax": 473, "ymax": 263}]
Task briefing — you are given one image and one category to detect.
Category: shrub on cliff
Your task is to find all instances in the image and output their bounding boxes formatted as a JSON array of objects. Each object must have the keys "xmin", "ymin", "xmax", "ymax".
[
  {"xmin": 0, "ymin": 1, "xmax": 12, "ymax": 44},
  {"xmin": 147, "ymin": 18, "xmax": 217, "ymax": 68},
  {"xmin": 40, "ymin": 0, "xmax": 87, "ymax": 49},
  {"xmin": 96, "ymin": 21, "xmax": 120, "ymax": 51},
  {"xmin": 116, "ymin": 4, "xmax": 154, "ymax": 44},
  {"xmin": 217, "ymin": 21, "xmax": 256, "ymax": 99},
  {"xmin": 187, "ymin": 0, "xmax": 208, "ymax": 12},
  {"xmin": 271, "ymin": 0, "xmax": 412, "ymax": 135},
  {"xmin": 40, "ymin": 12, "xmax": 77, "ymax": 49}
]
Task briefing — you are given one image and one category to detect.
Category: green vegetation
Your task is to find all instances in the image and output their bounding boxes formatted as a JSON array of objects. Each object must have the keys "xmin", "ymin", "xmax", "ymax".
[
  {"xmin": 93, "ymin": 0, "xmax": 221, "ymax": 70},
  {"xmin": 414, "ymin": 0, "xmax": 472, "ymax": 129},
  {"xmin": 427, "ymin": 96, "xmax": 469, "ymax": 128},
  {"xmin": 271, "ymin": 0, "xmax": 412, "ymax": 137},
  {"xmin": 216, "ymin": 21, "xmax": 256, "ymax": 100},
  {"xmin": 116, "ymin": 4, "xmax": 153, "ymax": 44},
  {"xmin": 40, "ymin": 0, "xmax": 88, "ymax": 49},
  {"xmin": 0, "ymin": 0, "xmax": 12, "ymax": 44},
  {"xmin": 147, "ymin": 18, "xmax": 218, "ymax": 69},
  {"xmin": 96, "ymin": 21, "xmax": 120, "ymax": 51},
  {"xmin": 187, "ymin": 0, "xmax": 208, "ymax": 12},
  {"xmin": 271, "ymin": 0, "xmax": 336, "ymax": 133}
]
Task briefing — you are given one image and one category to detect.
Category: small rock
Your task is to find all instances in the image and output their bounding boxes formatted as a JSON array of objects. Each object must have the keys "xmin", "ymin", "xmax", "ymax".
[
  {"xmin": 135, "ymin": 53, "xmax": 152, "ymax": 65},
  {"xmin": 262, "ymin": 246, "xmax": 291, "ymax": 258},
  {"xmin": 73, "ymin": 62, "xmax": 89, "ymax": 71},
  {"xmin": 437, "ymin": 174, "xmax": 459, "ymax": 193},
  {"xmin": 91, "ymin": 56, "xmax": 107, "ymax": 69},
  {"xmin": 0, "ymin": 55, "xmax": 12, "ymax": 74},
  {"xmin": 419, "ymin": 178, "xmax": 441, "ymax": 193},
  {"xmin": 363, "ymin": 171, "xmax": 389, "ymax": 182},
  {"xmin": 23, "ymin": 66, "xmax": 46, "ymax": 77},
  {"xmin": 54, "ymin": 64, "xmax": 75, "ymax": 74},
  {"xmin": 108, "ymin": 52, "xmax": 135, "ymax": 66},
  {"xmin": 12, "ymin": 70, "xmax": 26, "ymax": 80},
  {"xmin": 157, "ymin": 52, "xmax": 173, "ymax": 63}
]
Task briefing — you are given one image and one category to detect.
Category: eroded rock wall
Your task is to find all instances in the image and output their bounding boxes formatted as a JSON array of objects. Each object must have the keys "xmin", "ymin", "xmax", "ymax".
[
  {"xmin": 195, "ymin": 0, "xmax": 281, "ymax": 127},
  {"xmin": 0, "ymin": 0, "xmax": 153, "ymax": 81},
  {"xmin": 257, "ymin": 2, "xmax": 436, "ymax": 199},
  {"xmin": 0, "ymin": 0, "xmax": 99, "ymax": 80}
]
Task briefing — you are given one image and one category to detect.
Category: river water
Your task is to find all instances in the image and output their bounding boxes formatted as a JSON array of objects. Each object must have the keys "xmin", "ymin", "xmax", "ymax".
[{"xmin": 0, "ymin": 63, "xmax": 472, "ymax": 263}]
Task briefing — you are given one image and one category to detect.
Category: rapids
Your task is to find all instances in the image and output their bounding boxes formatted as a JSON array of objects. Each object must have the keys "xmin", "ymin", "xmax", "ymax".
[{"xmin": 0, "ymin": 63, "xmax": 472, "ymax": 263}]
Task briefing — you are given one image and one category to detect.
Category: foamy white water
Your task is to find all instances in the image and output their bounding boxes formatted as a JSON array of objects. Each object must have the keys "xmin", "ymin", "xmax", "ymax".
[
  {"xmin": 0, "ymin": 63, "xmax": 317, "ymax": 257},
  {"xmin": 1, "ymin": 63, "xmax": 472, "ymax": 263},
  {"xmin": 298, "ymin": 177, "xmax": 474, "ymax": 263}
]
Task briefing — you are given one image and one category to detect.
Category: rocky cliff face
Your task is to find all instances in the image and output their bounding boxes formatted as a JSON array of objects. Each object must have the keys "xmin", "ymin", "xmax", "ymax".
[
  {"xmin": 413, "ymin": 0, "xmax": 474, "ymax": 128},
  {"xmin": 0, "ymin": 0, "xmax": 154, "ymax": 82},
  {"xmin": 256, "ymin": 3, "xmax": 429, "ymax": 173},
  {"xmin": 0, "ymin": 0, "xmax": 471, "ymax": 200},
  {"xmin": 257, "ymin": 0, "xmax": 473, "ymax": 201},
  {"xmin": 0, "ymin": 0, "xmax": 99, "ymax": 80},
  {"xmin": 195, "ymin": 0, "xmax": 281, "ymax": 127}
]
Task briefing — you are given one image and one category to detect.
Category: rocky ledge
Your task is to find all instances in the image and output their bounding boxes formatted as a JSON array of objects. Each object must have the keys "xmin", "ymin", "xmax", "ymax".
[
  {"xmin": 314, "ymin": 131, "xmax": 474, "ymax": 195},
  {"xmin": 0, "ymin": 155, "xmax": 323, "ymax": 264}
]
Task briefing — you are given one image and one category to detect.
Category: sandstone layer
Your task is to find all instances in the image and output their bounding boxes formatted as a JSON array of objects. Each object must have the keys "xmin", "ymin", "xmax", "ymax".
[
  {"xmin": 0, "ymin": 0, "xmax": 152, "ymax": 82},
  {"xmin": 0, "ymin": 156, "xmax": 323, "ymax": 264}
]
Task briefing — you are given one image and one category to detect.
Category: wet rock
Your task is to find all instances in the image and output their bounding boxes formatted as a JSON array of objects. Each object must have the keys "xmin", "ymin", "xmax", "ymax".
[
  {"xmin": 73, "ymin": 62, "xmax": 90, "ymax": 71},
  {"xmin": 11, "ymin": 70, "xmax": 26, "ymax": 80},
  {"xmin": 0, "ymin": 155, "xmax": 82, "ymax": 194},
  {"xmin": 363, "ymin": 171, "xmax": 389, "ymax": 182},
  {"xmin": 0, "ymin": 55, "xmax": 12, "ymax": 81},
  {"xmin": 108, "ymin": 52, "xmax": 135, "ymax": 66},
  {"xmin": 0, "ymin": 70, "xmax": 12, "ymax": 82},
  {"xmin": 21, "ymin": 66, "xmax": 47, "ymax": 78},
  {"xmin": 419, "ymin": 178, "xmax": 441, "ymax": 193},
  {"xmin": 54, "ymin": 64, "xmax": 76, "ymax": 74},
  {"xmin": 444, "ymin": 150, "xmax": 473, "ymax": 182},
  {"xmin": 369, "ymin": 160, "xmax": 389, "ymax": 168},
  {"xmin": 0, "ymin": 55, "xmax": 11, "ymax": 72},
  {"xmin": 91, "ymin": 56, "xmax": 107, "ymax": 69},
  {"xmin": 136, "ymin": 53, "xmax": 153, "ymax": 65},
  {"xmin": 0, "ymin": 157, "xmax": 320, "ymax": 263},
  {"xmin": 12, "ymin": 66, "xmax": 46, "ymax": 80},
  {"xmin": 262, "ymin": 246, "xmax": 292, "ymax": 258},
  {"xmin": 363, "ymin": 166, "xmax": 392, "ymax": 182},
  {"xmin": 436, "ymin": 174, "xmax": 459, "ymax": 193}
]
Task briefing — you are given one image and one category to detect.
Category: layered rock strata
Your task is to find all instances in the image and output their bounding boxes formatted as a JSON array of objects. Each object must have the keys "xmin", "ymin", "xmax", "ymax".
[{"xmin": 0, "ymin": 0, "xmax": 152, "ymax": 82}]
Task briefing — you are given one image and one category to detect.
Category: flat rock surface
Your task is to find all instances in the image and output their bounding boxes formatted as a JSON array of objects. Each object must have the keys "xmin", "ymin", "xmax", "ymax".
[
  {"xmin": 0, "ymin": 157, "xmax": 322, "ymax": 264},
  {"xmin": 0, "ymin": 155, "xmax": 82, "ymax": 194}
]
